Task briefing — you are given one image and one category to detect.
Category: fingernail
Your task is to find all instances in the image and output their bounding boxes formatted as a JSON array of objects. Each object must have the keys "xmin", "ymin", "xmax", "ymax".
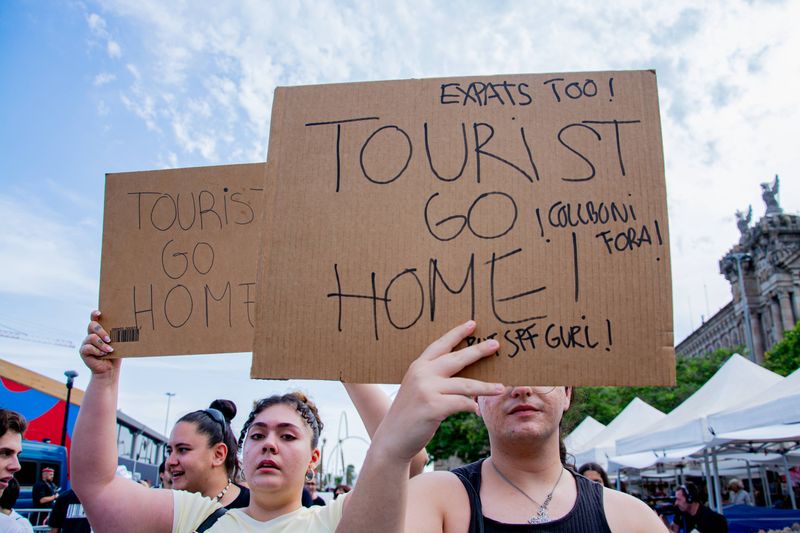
[
  {"xmin": 464, "ymin": 320, "xmax": 475, "ymax": 328},
  {"xmin": 103, "ymin": 336, "xmax": 111, "ymax": 343},
  {"xmin": 106, "ymin": 346, "xmax": 114, "ymax": 353},
  {"xmin": 486, "ymin": 339, "xmax": 499, "ymax": 349},
  {"xmin": 495, "ymin": 384, "xmax": 505, "ymax": 393}
]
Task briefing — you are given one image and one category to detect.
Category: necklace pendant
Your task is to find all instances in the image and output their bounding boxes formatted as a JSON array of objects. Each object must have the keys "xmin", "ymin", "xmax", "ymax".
[{"xmin": 528, "ymin": 508, "xmax": 549, "ymax": 524}]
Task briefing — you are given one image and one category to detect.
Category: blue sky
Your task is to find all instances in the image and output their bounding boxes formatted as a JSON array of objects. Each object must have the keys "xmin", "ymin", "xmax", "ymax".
[{"xmin": 1, "ymin": 0, "xmax": 798, "ymax": 473}]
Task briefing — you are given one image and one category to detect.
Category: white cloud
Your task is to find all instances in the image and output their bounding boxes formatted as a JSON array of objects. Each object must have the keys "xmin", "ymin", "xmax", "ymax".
[
  {"xmin": 0, "ymin": 195, "xmax": 99, "ymax": 300},
  {"xmin": 125, "ymin": 63, "xmax": 141, "ymax": 80},
  {"xmin": 107, "ymin": 40, "xmax": 122, "ymax": 58},
  {"xmin": 94, "ymin": 72, "xmax": 116, "ymax": 85},
  {"xmin": 120, "ymin": 75, "xmax": 161, "ymax": 133},
  {"xmin": 86, "ymin": 10, "xmax": 122, "ymax": 60},
  {"xmin": 86, "ymin": 12, "xmax": 106, "ymax": 33},
  {"xmin": 171, "ymin": 113, "xmax": 217, "ymax": 160}
]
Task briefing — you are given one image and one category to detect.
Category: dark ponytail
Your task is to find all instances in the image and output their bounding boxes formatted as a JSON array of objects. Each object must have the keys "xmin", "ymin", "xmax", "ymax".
[{"xmin": 178, "ymin": 399, "xmax": 240, "ymax": 480}]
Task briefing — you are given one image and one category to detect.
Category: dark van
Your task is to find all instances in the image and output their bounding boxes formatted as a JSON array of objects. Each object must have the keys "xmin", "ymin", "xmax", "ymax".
[{"xmin": 16, "ymin": 440, "xmax": 69, "ymax": 510}]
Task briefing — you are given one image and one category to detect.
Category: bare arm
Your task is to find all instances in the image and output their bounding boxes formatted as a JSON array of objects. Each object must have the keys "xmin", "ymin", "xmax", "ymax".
[
  {"xmin": 71, "ymin": 311, "xmax": 173, "ymax": 533},
  {"xmin": 343, "ymin": 383, "xmax": 429, "ymax": 476},
  {"xmin": 603, "ymin": 487, "xmax": 669, "ymax": 533},
  {"xmin": 38, "ymin": 494, "xmax": 58, "ymax": 505},
  {"xmin": 336, "ymin": 321, "xmax": 503, "ymax": 533},
  {"xmin": 405, "ymin": 471, "xmax": 471, "ymax": 533}
]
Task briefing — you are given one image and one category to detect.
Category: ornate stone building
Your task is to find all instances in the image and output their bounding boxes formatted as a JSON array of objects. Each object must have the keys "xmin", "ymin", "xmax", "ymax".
[{"xmin": 676, "ymin": 177, "xmax": 800, "ymax": 363}]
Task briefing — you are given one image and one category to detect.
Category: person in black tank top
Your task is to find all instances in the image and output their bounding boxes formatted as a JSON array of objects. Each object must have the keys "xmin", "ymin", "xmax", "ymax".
[
  {"xmin": 335, "ymin": 321, "xmax": 668, "ymax": 533},
  {"xmin": 452, "ymin": 459, "xmax": 611, "ymax": 533}
]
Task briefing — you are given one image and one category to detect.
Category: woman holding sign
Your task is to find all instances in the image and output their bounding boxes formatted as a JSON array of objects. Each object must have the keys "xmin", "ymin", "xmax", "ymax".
[
  {"xmin": 72, "ymin": 310, "xmax": 479, "ymax": 532},
  {"xmin": 165, "ymin": 398, "xmax": 250, "ymax": 509}
]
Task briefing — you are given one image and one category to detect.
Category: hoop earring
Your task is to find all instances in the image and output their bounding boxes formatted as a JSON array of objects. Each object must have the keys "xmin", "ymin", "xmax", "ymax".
[{"xmin": 306, "ymin": 470, "xmax": 314, "ymax": 481}]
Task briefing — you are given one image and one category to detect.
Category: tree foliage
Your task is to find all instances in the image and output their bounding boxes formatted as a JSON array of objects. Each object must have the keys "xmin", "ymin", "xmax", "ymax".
[
  {"xmin": 427, "ymin": 411, "xmax": 489, "ymax": 464},
  {"xmin": 763, "ymin": 321, "xmax": 800, "ymax": 377},
  {"xmin": 428, "ymin": 346, "xmax": 743, "ymax": 463}
]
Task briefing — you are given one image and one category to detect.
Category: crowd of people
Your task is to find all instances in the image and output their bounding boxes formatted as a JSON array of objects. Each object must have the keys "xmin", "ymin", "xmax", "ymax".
[{"xmin": 0, "ymin": 311, "xmax": 743, "ymax": 531}]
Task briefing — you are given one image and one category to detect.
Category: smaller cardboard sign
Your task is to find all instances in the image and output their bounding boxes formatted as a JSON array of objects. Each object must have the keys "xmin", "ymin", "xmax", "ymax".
[{"xmin": 99, "ymin": 163, "xmax": 267, "ymax": 357}]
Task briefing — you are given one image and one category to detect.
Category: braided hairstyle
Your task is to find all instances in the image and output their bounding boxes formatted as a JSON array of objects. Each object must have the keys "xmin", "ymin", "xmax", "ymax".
[
  {"xmin": 238, "ymin": 392, "xmax": 324, "ymax": 449},
  {"xmin": 177, "ymin": 399, "xmax": 240, "ymax": 480}
]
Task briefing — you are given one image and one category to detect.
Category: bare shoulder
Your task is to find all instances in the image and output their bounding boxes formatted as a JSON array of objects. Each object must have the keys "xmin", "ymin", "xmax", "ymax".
[
  {"xmin": 406, "ymin": 471, "xmax": 471, "ymax": 533},
  {"xmin": 602, "ymin": 487, "xmax": 669, "ymax": 533},
  {"xmin": 408, "ymin": 470, "xmax": 468, "ymax": 503}
]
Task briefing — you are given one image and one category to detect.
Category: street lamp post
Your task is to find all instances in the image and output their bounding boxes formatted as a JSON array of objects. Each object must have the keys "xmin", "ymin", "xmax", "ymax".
[
  {"xmin": 730, "ymin": 252, "xmax": 756, "ymax": 362},
  {"xmin": 164, "ymin": 392, "xmax": 176, "ymax": 435},
  {"xmin": 61, "ymin": 370, "xmax": 78, "ymax": 446}
]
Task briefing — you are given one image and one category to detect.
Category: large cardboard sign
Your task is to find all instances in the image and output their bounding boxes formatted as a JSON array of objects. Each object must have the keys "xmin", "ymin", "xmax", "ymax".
[
  {"xmin": 99, "ymin": 163, "xmax": 266, "ymax": 357},
  {"xmin": 254, "ymin": 71, "xmax": 675, "ymax": 385}
]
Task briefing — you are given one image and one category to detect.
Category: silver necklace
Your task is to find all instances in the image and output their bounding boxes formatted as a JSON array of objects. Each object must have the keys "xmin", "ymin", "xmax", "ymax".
[
  {"xmin": 490, "ymin": 458, "xmax": 565, "ymax": 524},
  {"xmin": 213, "ymin": 479, "xmax": 232, "ymax": 503}
]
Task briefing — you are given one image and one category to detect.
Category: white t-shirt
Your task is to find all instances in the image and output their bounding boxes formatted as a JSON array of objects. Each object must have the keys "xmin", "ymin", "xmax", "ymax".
[
  {"xmin": 172, "ymin": 490, "xmax": 346, "ymax": 532},
  {"xmin": 0, "ymin": 510, "xmax": 35, "ymax": 533}
]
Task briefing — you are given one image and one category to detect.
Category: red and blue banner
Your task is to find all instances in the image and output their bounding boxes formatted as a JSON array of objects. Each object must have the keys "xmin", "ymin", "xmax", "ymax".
[{"xmin": 0, "ymin": 377, "xmax": 79, "ymax": 452}]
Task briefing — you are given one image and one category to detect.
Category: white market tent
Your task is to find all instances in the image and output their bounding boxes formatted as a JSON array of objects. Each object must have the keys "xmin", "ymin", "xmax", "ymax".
[
  {"xmin": 707, "ymin": 366, "xmax": 800, "ymax": 438},
  {"xmin": 564, "ymin": 416, "xmax": 606, "ymax": 455},
  {"xmin": 612, "ymin": 354, "xmax": 783, "ymax": 466},
  {"xmin": 572, "ymin": 398, "xmax": 666, "ymax": 471},
  {"xmin": 704, "ymin": 368, "xmax": 800, "ymax": 511},
  {"xmin": 607, "ymin": 355, "xmax": 798, "ymax": 512}
]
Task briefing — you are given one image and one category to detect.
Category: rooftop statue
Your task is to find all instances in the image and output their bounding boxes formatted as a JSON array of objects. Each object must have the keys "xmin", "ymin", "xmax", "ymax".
[
  {"xmin": 735, "ymin": 205, "xmax": 752, "ymax": 236},
  {"xmin": 761, "ymin": 174, "xmax": 783, "ymax": 216}
]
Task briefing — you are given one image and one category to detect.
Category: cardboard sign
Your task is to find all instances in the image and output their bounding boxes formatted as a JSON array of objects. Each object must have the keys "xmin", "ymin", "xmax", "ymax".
[
  {"xmin": 253, "ymin": 71, "xmax": 675, "ymax": 385},
  {"xmin": 99, "ymin": 163, "xmax": 267, "ymax": 357}
]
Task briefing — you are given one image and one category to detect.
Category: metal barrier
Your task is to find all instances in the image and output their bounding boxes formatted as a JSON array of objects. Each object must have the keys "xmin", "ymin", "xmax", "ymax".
[{"xmin": 13, "ymin": 508, "xmax": 50, "ymax": 530}]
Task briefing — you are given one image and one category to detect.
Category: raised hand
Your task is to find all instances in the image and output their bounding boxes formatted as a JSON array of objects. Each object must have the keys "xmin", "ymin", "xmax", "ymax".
[
  {"xmin": 79, "ymin": 310, "xmax": 120, "ymax": 376},
  {"xmin": 376, "ymin": 320, "xmax": 505, "ymax": 462}
]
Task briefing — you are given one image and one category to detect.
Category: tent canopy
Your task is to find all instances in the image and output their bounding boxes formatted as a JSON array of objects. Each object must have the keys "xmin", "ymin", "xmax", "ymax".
[
  {"xmin": 615, "ymin": 354, "xmax": 782, "ymax": 457},
  {"xmin": 707, "ymin": 367, "xmax": 800, "ymax": 437},
  {"xmin": 572, "ymin": 398, "xmax": 665, "ymax": 470},
  {"xmin": 564, "ymin": 416, "xmax": 606, "ymax": 454},
  {"xmin": 609, "ymin": 445, "xmax": 705, "ymax": 470}
]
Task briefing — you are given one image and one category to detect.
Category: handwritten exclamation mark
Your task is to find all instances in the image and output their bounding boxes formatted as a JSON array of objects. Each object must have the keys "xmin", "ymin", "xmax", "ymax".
[
  {"xmin": 535, "ymin": 208, "xmax": 545, "ymax": 236},
  {"xmin": 608, "ymin": 77, "xmax": 615, "ymax": 102},
  {"xmin": 535, "ymin": 207, "xmax": 549, "ymax": 242},
  {"xmin": 572, "ymin": 231, "xmax": 579, "ymax": 303},
  {"xmin": 654, "ymin": 219, "xmax": 663, "ymax": 245},
  {"xmin": 654, "ymin": 219, "xmax": 664, "ymax": 262}
]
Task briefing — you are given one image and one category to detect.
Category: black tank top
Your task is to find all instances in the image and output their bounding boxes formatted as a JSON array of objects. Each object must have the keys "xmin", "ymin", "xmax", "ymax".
[
  {"xmin": 451, "ymin": 459, "xmax": 612, "ymax": 533},
  {"xmin": 224, "ymin": 483, "xmax": 250, "ymax": 509}
]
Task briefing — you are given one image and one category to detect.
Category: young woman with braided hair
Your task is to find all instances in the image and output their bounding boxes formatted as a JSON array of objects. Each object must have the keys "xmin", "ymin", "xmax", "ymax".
[{"xmin": 71, "ymin": 311, "xmax": 434, "ymax": 532}]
